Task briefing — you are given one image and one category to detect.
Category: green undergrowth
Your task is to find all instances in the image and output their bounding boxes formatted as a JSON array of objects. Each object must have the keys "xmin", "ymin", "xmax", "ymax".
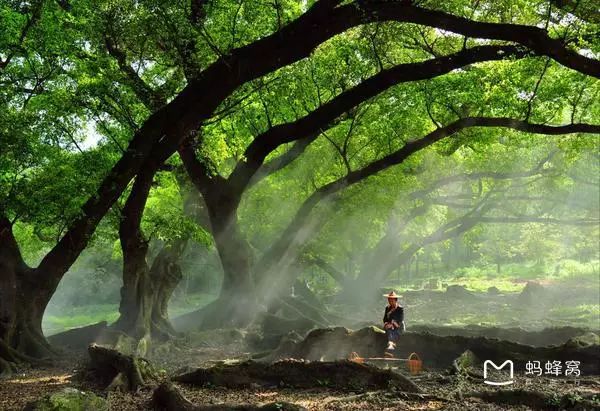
[
  {"xmin": 392, "ymin": 260, "xmax": 599, "ymax": 294},
  {"xmin": 43, "ymin": 292, "xmax": 217, "ymax": 336}
]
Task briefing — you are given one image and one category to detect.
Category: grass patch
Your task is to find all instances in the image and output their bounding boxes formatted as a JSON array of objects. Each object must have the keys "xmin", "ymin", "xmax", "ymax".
[
  {"xmin": 43, "ymin": 303, "xmax": 119, "ymax": 336},
  {"xmin": 43, "ymin": 292, "xmax": 217, "ymax": 336},
  {"xmin": 392, "ymin": 260, "xmax": 599, "ymax": 294}
]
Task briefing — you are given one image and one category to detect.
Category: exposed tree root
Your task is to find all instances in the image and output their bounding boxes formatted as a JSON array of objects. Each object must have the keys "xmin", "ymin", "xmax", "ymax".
[
  {"xmin": 332, "ymin": 390, "xmax": 453, "ymax": 405},
  {"xmin": 173, "ymin": 295, "xmax": 259, "ymax": 332},
  {"xmin": 0, "ymin": 356, "xmax": 17, "ymax": 378},
  {"xmin": 152, "ymin": 382, "xmax": 307, "ymax": 411},
  {"xmin": 86, "ymin": 343, "xmax": 157, "ymax": 391},
  {"xmin": 275, "ymin": 298, "xmax": 330, "ymax": 329},
  {"xmin": 259, "ymin": 327, "xmax": 387, "ymax": 363},
  {"xmin": 0, "ymin": 337, "xmax": 53, "ymax": 377},
  {"xmin": 259, "ymin": 313, "xmax": 316, "ymax": 338},
  {"xmin": 173, "ymin": 359, "xmax": 421, "ymax": 393},
  {"xmin": 261, "ymin": 327, "xmax": 600, "ymax": 374}
]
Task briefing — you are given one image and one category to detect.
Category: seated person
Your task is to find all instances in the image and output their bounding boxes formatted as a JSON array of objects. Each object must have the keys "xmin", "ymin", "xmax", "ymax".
[{"xmin": 383, "ymin": 291, "xmax": 405, "ymax": 350}]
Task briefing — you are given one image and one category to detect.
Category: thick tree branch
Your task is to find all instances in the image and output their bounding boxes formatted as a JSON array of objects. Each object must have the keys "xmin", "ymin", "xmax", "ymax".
[
  {"xmin": 104, "ymin": 36, "xmax": 166, "ymax": 111},
  {"xmin": 229, "ymin": 45, "xmax": 526, "ymax": 197},
  {"xmin": 353, "ymin": 1, "xmax": 600, "ymax": 78},
  {"xmin": 550, "ymin": 0, "xmax": 600, "ymax": 24},
  {"xmin": 0, "ymin": 1, "xmax": 43, "ymax": 70},
  {"xmin": 410, "ymin": 153, "xmax": 557, "ymax": 199},
  {"xmin": 248, "ymin": 138, "xmax": 315, "ymax": 187},
  {"xmin": 302, "ymin": 255, "xmax": 347, "ymax": 284},
  {"xmin": 478, "ymin": 216, "xmax": 599, "ymax": 226}
]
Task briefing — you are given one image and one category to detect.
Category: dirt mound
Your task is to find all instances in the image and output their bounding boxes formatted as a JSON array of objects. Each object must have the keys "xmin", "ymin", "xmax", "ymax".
[
  {"xmin": 260, "ymin": 327, "xmax": 600, "ymax": 374},
  {"xmin": 173, "ymin": 359, "xmax": 421, "ymax": 392},
  {"xmin": 408, "ymin": 325, "xmax": 594, "ymax": 346},
  {"xmin": 258, "ymin": 327, "xmax": 386, "ymax": 362}
]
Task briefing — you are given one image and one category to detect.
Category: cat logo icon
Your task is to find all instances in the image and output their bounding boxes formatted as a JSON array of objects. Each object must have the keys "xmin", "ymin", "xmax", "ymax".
[{"xmin": 483, "ymin": 360, "xmax": 514, "ymax": 385}]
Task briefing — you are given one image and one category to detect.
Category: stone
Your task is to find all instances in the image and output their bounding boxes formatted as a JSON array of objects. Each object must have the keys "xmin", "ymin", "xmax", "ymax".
[
  {"xmin": 24, "ymin": 388, "xmax": 107, "ymax": 411},
  {"xmin": 487, "ymin": 286, "xmax": 500, "ymax": 295}
]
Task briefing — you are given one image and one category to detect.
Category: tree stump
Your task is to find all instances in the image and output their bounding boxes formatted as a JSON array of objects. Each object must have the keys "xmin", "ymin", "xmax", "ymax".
[{"xmin": 86, "ymin": 343, "xmax": 156, "ymax": 391}]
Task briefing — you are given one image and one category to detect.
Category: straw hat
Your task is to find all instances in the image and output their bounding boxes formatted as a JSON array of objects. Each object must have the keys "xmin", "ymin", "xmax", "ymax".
[{"xmin": 383, "ymin": 291, "xmax": 402, "ymax": 299}]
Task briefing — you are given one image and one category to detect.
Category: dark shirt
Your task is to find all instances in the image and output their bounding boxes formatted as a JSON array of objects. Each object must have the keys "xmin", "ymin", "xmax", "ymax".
[{"xmin": 383, "ymin": 305, "xmax": 404, "ymax": 326}]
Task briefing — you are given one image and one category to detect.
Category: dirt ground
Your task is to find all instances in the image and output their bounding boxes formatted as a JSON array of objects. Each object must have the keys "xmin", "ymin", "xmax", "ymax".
[{"xmin": 2, "ymin": 339, "xmax": 598, "ymax": 411}]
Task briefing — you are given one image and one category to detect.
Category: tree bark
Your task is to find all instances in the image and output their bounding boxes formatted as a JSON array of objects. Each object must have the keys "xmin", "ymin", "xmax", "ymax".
[
  {"xmin": 179, "ymin": 146, "xmax": 258, "ymax": 329},
  {"xmin": 0, "ymin": 216, "xmax": 55, "ymax": 376},
  {"xmin": 114, "ymin": 170, "xmax": 187, "ymax": 340},
  {"xmin": 112, "ymin": 171, "xmax": 186, "ymax": 342},
  {"xmin": 199, "ymin": 193, "xmax": 257, "ymax": 329}
]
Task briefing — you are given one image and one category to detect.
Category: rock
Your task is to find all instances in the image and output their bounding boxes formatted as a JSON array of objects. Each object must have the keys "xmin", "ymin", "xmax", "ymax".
[
  {"xmin": 565, "ymin": 332, "xmax": 600, "ymax": 348},
  {"xmin": 517, "ymin": 281, "xmax": 546, "ymax": 305},
  {"xmin": 24, "ymin": 388, "xmax": 107, "ymax": 411},
  {"xmin": 445, "ymin": 285, "xmax": 473, "ymax": 298},
  {"xmin": 487, "ymin": 286, "xmax": 500, "ymax": 295},
  {"xmin": 425, "ymin": 279, "xmax": 440, "ymax": 290}
]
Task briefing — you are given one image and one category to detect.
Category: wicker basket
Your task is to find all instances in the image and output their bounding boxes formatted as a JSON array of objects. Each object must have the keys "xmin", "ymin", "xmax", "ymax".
[{"xmin": 407, "ymin": 352, "xmax": 422, "ymax": 374}]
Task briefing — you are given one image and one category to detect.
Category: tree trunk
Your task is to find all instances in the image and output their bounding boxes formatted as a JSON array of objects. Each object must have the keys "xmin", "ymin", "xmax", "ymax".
[
  {"xmin": 415, "ymin": 253, "xmax": 420, "ymax": 278},
  {"xmin": 171, "ymin": 183, "xmax": 257, "ymax": 330},
  {"xmin": 0, "ymin": 216, "xmax": 55, "ymax": 376},
  {"xmin": 200, "ymin": 203, "xmax": 257, "ymax": 329},
  {"xmin": 147, "ymin": 239, "xmax": 187, "ymax": 337},
  {"xmin": 176, "ymin": 151, "xmax": 258, "ymax": 330},
  {"xmin": 112, "ymin": 171, "xmax": 185, "ymax": 342},
  {"xmin": 113, "ymin": 240, "xmax": 186, "ymax": 342}
]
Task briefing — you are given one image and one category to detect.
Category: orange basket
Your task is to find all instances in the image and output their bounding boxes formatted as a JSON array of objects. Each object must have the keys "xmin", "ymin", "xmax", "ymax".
[
  {"xmin": 407, "ymin": 352, "xmax": 422, "ymax": 374},
  {"xmin": 349, "ymin": 352, "xmax": 364, "ymax": 363}
]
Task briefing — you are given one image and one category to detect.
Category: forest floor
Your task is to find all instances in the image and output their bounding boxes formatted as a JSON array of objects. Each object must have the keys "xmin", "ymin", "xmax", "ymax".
[
  {"xmin": 6, "ymin": 275, "xmax": 598, "ymax": 410},
  {"xmin": 2, "ymin": 325, "xmax": 599, "ymax": 411}
]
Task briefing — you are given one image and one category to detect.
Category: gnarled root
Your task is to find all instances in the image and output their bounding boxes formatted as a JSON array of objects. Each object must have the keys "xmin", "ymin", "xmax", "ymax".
[{"xmin": 0, "ymin": 338, "xmax": 52, "ymax": 378}]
